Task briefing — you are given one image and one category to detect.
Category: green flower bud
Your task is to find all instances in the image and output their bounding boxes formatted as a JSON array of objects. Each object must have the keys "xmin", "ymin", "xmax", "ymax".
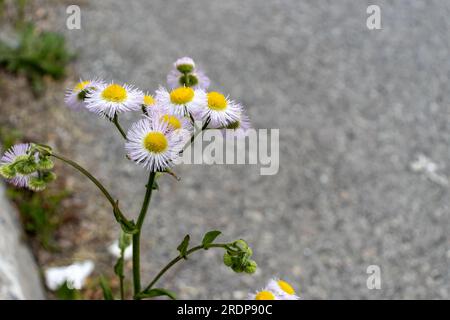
[
  {"xmin": 0, "ymin": 164, "xmax": 16, "ymax": 179},
  {"xmin": 223, "ymin": 252, "xmax": 233, "ymax": 267},
  {"xmin": 28, "ymin": 176, "xmax": 47, "ymax": 192},
  {"xmin": 244, "ymin": 260, "xmax": 257, "ymax": 274},
  {"xmin": 37, "ymin": 157, "xmax": 54, "ymax": 170},
  {"xmin": 177, "ymin": 64, "xmax": 194, "ymax": 74},
  {"xmin": 233, "ymin": 239, "xmax": 249, "ymax": 251},
  {"xmin": 179, "ymin": 74, "xmax": 199, "ymax": 87},
  {"xmin": 14, "ymin": 157, "xmax": 38, "ymax": 175},
  {"xmin": 42, "ymin": 171, "xmax": 57, "ymax": 183}
]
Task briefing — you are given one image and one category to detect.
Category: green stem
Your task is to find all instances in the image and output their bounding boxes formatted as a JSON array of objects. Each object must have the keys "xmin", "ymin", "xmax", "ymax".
[
  {"xmin": 132, "ymin": 171, "xmax": 157, "ymax": 297},
  {"xmin": 112, "ymin": 113, "xmax": 127, "ymax": 139},
  {"xmin": 51, "ymin": 153, "xmax": 115, "ymax": 206},
  {"xmin": 119, "ymin": 249, "xmax": 125, "ymax": 300},
  {"xmin": 51, "ymin": 153, "xmax": 134, "ymax": 230},
  {"xmin": 140, "ymin": 243, "xmax": 230, "ymax": 296},
  {"xmin": 181, "ymin": 118, "xmax": 210, "ymax": 153}
]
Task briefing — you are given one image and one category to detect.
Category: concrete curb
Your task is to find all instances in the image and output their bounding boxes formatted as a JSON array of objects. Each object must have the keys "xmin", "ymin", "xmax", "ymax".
[{"xmin": 0, "ymin": 183, "xmax": 45, "ymax": 299}]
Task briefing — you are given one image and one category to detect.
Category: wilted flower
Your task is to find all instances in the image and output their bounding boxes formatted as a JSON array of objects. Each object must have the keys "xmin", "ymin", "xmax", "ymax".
[
  {"xmin": 0, "ymin": 143, "xmax": 35, "ymax": 188},
  {"xmin": 0, "ymin": 143, "xmax": 56, "ymax": 191}
]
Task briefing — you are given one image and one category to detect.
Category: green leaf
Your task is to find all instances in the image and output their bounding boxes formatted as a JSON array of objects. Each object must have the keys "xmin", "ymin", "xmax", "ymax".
[
  {"xmin": 136, "ymin": 288, "xmax": 177, "ymax": 300},
  {"xmin": 177, "ymin": 234, "xmax": 190, "ymax": 259},
  {"xmin": 113, "ymin": 201, "xmax": 138, "ymax": 234},
  {"xmin": 202, "ymin": 230, "xmax": 222, "ymax": 248},
  {"xmin": 55, "ymin": 281, "xmax": 80, "ymax": 300},
  {"xmin": 99, "ymin": 276, "xmax": 114, "ymax": 300},
  {"xmin": 114, "ymin": 257, "xmax": 124, "ymax": 279},
  {"xmin": 118, "ymin": 230, "xmax": 131, "ymax": 251}
]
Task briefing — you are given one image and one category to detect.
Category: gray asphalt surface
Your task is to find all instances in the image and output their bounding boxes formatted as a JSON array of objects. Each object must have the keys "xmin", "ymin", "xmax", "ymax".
[{"xmin": 49, "ymin": 0, "xmax": 449, "ymax": 299}]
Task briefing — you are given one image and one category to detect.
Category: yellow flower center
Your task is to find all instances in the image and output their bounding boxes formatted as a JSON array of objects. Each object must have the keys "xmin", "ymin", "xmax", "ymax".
[
  {"xmin": 74, "ymin": 80, "xmax": 91, "ymax": 91},
  {"xmin": 207, "ymin": 92, "xmax": 227, "ymax": 111},
  {"xmin": 143, "ymin": 132, "xmax": 168, "ymax": 153},
  {"xmin": 143, "ymin": 95, "xmax": 155, "ymax": 106},
  {"xmin": 255, "ymin": 291, "xmax": 275, "ymax": 300},
  {"xmin": 278, "ymin": 280, "xmax": 295, "ymax": 295},
  {"xmin": 101, "ymin": 84, "xmax": 128, "ymax": 103},
  {"xmin": 161, "ymin": 114, "xmax": 182, "ymax": 130},
  {"xmin": 170, "ymin": 87, "xmax": 194, "ymax": 105}
]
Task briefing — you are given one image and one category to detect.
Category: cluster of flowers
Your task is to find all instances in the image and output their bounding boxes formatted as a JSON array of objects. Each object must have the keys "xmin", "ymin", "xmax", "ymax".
[
  {"xmin": 0, "ymin": 143, "xmax": 55, "ymax": 191},
  {"xmin": 65, "ymin": 57, "xmax": 250, "ymax": 172},
  {"xmin": 249, "ymin": 278, "xmax": 300, "ymax": 300},
  {"xmin": 1, "ymin": 57, "xmax": 251, "ymax": 189}
]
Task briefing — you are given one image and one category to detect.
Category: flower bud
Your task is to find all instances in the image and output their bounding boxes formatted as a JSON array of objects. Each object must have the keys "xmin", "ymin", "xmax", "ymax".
[
  {"xmin": 223, "ymin": 252, "xmax": 233, "ymax": 267},
  {"xmin": 14, "ymin": 157, "xmax": 38, "ymax": 175},
  {"xmin": 28, "ymin": 176, "xmax": 47, "ymax": 192},
  {"xmin": 244, "ymin": 260, "xmax": 257, "ymax": 274},
  {"xmin": 179, "ymin": 74, "xmax": 199, "ymax": 87},
  {"xmin": 233, "ymin": 239, "xmax": 249, "ymax": 251},
  {"xmin": 37, "ymin": 157, "xmax": 54, "ymax": 170},
  {"xmin": 42, "ymin": 171, "xmax": 57, "ymax": 183},
  {"xmin": 0, "ymin": 164, "xmax": 16, "ymax": 179}
]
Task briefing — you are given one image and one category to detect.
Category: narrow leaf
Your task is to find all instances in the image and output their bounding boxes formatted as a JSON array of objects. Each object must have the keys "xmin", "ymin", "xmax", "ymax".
[
  {"xmin": 202, "ymin": 230, "xmax": 222, "ymax": 248},
  {"xmin": 99, "ymin": 276, "xmax": 114, "ymax": 300},
  {"xmin": 136, "ymin": 288, "xmax": 176, "ymax": 300},
  {"xmin": 177, "ymin": 235, "xmax": 190, "ymax": 259}
]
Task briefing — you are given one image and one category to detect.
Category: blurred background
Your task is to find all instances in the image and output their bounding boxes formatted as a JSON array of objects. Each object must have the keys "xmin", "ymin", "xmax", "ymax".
[{"xmin": 0, "ymin": 0, "xmax": 449, "ymax": 299}]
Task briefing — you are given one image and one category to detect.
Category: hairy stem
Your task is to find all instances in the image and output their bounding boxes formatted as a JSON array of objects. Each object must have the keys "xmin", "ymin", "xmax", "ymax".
[{"xmin": 133, "ymin": 171, "xmax": 157, "ymax": 297}]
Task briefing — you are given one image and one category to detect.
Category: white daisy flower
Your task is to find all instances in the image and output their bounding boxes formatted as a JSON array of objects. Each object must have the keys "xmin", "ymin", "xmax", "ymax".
[
  {"xmin": 198, "ymin": 91, "xmax": 241, "ymax": 128},
  {"xmin": 248, "ymin": 289, "xmax": 279, "ymax": 300},
  {"xmin": 157, "ymin": 112, "xmax": 192, "ymax": 133},
  {"xmin": 125, "ymin": 117, "xmax": 188, "ymax": 172},
  {"xmin": 167, "ymin": 69, "xmax": 210, "ymax": 90},
  {"xmin": 142, "ymin": 93, "xmax": 156, "ymax": 108},
  {"xmin": 155, "ymin": 86, "xmax": 207, "ymax": 118},
  {"xmin": 85, "ymin": 82, "xmax": 144, "ymax": 118},
  {"xmin": 266, "ymin": 278, "xmax": 300, "ymax": 300},
  {"xmin": 0, "ymin": 143, "xmax": 35, "ymax": 189},
  {"xmin": 222, "ymin": 108, "xmax": 251, "ymax": 137},
  {"xmin": 64, "ymin": 79, "xmax": 103, "ymax": 110}
]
